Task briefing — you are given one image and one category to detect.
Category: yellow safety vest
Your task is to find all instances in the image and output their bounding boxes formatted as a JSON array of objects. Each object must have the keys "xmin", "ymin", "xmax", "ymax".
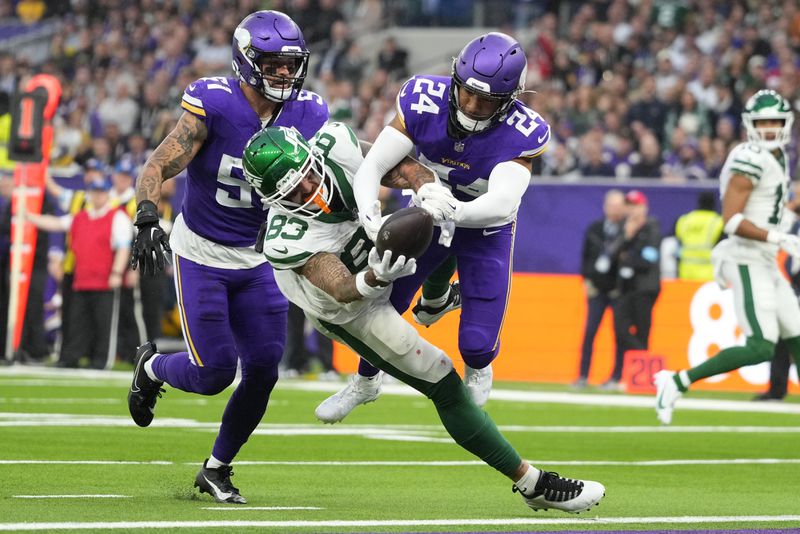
[
  {"xmin": 0, "ymin": 113, "xmax": 14, "ymax": 174},
  {"xmin": 675, "ymin": 209, "xmax": 723, "ymax": 281}
]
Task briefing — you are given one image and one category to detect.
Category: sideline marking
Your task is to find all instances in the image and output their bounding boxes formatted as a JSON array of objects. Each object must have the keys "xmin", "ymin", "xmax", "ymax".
[
  {"xmin": 13, "ymin": 495, "xmax": 130, "ymax": 499},
  {"xmin": 3, "ymin": 367, "xmax": 800, "ymax": 415},
  {"xmin": 0, "ymin": 515, "xmax": 799, "ymax": 530},
  {"xmin": 2, "ymin": 458, "xmax": 799, "ymax": 467},
  {"xmin": 201, "ymin": 507, "xmax": 324, "ymax": 511}
]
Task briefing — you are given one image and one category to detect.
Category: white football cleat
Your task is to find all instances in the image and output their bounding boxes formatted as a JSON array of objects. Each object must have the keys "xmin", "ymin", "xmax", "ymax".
[
  {"xmin": 514, "ymin": 471, "xmax": 605, "ymax": 513},
  {"xmin": 654, "ymin": 370, "xmax": 683, "ymax": 425},
  {"xmin": 464, "ymin": 364, "xmax": 492, "ymax": 407},
  {"xmin": 314, "ymin": 372, "xmax": 383, "ymax": 424}
]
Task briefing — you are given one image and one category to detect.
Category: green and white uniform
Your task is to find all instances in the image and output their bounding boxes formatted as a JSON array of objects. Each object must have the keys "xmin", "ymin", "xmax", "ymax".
[
  {"xmin": 264, "ymin": 123, "xmax": 385, "ymax": 324},
  {"xmin": 712, "ymin": 142, "xmax": 800, "ymax": 343},
  {"xmin": 263, "ymin": 122, "xmax": 455, "ymax": 388}
]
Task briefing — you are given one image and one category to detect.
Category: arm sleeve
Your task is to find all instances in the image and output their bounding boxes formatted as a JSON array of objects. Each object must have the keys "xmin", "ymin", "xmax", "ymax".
[
  {"xmin": 453, "ymin": 160, "xmax": 531, "ymax": 226},
  {"xmin": 352, "ymin": 126, "xmax": 414, "ymax": 215},
  {"xmin": 110, "ymin": 211, "xmax": 133, "ymax": 250}
]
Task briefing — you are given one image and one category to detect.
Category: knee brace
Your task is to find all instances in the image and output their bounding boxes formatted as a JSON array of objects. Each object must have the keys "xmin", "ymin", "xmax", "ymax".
[
  {"xmin": 746, "ymin": 336, "xmax": 775, "ymax": 364},
  {"xmin": 193, "ymin": 366, "xmax": 237, "ymax": 395}
]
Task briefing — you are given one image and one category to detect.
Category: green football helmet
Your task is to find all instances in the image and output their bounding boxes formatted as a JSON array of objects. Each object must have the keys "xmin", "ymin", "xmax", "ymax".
[
  {"xmin": 242, "ymin": 126, "xmax": 332, "ymax": 217},
  {"xmin": 742, "ymin": 89, "xmax": 794, "ymax": 150}
]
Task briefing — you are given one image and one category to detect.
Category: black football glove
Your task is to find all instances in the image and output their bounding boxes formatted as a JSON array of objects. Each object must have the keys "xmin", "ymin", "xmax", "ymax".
[{"xmin": 131, "ymin": 200, "xmax": 172, "ymax": 276}]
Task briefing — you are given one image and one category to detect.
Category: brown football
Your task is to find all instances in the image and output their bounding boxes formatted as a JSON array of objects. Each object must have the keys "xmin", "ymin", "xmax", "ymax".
[{"xmin": 375, "ymin": 206, "xmax": 434, "ymax": 260}]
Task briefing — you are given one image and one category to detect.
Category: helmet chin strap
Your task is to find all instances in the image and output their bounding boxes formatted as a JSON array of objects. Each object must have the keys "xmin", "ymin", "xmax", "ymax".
[{"xmin": 455, "ymin": 109, "xmax": 492, "ymax": 132}]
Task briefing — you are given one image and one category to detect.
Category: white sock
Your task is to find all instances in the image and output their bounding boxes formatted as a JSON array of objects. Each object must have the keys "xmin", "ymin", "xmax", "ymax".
[
  {"xmin": 144, "ymin": 355, "xmax": 160, "ymax": 382},
  {"xmin": 421, "ymin": 291, "xmax": 449, "ymax": 308},
  {"xmin": 678, "ymin": 370, "xmax": 691, "ymax": 390},
  {"xmin": 206, "ymin": 455, "xmax": 227, "ymax": 469},
  {"xmin": 514, "ymin": 465, "xmax": 542, "ymax": 495}
]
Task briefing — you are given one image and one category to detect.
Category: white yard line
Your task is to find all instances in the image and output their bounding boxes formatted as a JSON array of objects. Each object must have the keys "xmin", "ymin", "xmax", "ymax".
[
  {"xmin": 0, "ymin": 515, "xmax": 799, "ymax": 531},
  {"xmin": 200, "ymin": 507, "xmax": 324, "ymax": 511},
  {"xmin": 2, "ymin": 458, "xmax": 800, "ymax": 467},
  {"xmin": 12, "ymin": 495, "xmax": 130, "ymax": 499}
]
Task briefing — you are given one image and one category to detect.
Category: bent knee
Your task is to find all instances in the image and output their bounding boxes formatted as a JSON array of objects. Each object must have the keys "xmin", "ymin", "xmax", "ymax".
[
  {"xmin": 194, "ymin": 366, "xmax": 237, "ymax": 395},
  {"xmin": 746, "ymin": 337, "xmax": 775, "ymax": 363},
  {"xmin": 458, "ymin": 326, "xmax": 499, "ymax": 368}
]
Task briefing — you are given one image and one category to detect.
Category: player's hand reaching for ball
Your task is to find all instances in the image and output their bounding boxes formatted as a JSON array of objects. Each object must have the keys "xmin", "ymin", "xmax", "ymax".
[
  {"xmin": 417, "ymin": 183, "xmax": 459, "ymax": 222},
  {"xmin": 368, "ymin": 248, "xmax": 417, "ymax": 284}
]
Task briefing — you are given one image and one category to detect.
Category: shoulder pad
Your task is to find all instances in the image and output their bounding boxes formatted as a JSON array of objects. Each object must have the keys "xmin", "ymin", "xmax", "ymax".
[
  {"xmin": 180, "ymin": 77, "xmax": 236, "ymax": 119},
  {"xmin": 728, "ymin": 143, "xmax": 765, "ymax": 180},
  {"xmin": 503, "ymin": 102, "xmax": 551, "ymax": 158}
]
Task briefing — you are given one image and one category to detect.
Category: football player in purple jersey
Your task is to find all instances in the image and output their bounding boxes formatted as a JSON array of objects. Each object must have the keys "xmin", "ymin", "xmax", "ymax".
[
  {"xmin": 126, "ymin": 11, "xmax": 328, "ymax": 504},
  {"xmin": 316, "ymin": 32, "xmax": 549, "ymax": 422}
]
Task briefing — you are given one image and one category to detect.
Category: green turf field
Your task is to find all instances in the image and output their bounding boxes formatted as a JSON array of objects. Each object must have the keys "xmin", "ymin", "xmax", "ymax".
[{"xmin": 1, "ymin": 366, "xmax": 799, "ymax": 533}]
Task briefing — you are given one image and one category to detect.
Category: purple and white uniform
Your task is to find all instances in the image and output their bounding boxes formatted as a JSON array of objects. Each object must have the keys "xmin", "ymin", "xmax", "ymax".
[
  {"xmin": 149, "ymin": 75, "xmax": 328, "ymax": 463},
  {"xmin": 390, "ymin": 74, "xmax": 548, "ymax": 368}
]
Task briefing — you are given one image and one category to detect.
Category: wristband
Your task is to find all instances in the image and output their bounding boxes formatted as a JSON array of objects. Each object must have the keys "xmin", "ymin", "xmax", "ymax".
[
  {"xmin": 766, "ymin": 229, "xmax": 781, "ymax": 244},
  {"xmin": 355, "ymin": 271, "xmax": 386, "ymax": 299},
  {"xmin": 723, "ymin": 213, "xmax": 744, "ymax": 235}
]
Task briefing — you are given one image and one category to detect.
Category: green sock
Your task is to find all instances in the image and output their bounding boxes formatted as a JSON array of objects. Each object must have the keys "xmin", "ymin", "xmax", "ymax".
[
  {"xmin": 421, "ymin": 256, "xmax": 457, "ymax": 301},
  {"xmin": 783, "ymin": 335, "xmax": 800, "ymax": 369},
  {"xmin": 687, "ymin": 338, "xmax": 774, "ymax": 384},
  {"xmin": 428, "ymin": 371, "xmax": 521, "ymax": 477}
]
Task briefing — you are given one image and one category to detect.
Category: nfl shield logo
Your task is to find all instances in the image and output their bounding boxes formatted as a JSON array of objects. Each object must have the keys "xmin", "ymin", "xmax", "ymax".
[{"xmin": 454, "ymin": 141, "xmax": 465, "ymax": 152}]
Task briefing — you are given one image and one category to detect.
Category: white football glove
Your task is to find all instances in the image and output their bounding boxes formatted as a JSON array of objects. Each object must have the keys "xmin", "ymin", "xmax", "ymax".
[
  {"xmin": 776, "ymin": 233, "xmax": 800, "ymax": 258},
  {"xmin": 418, "ymin": 183, "xmax": 459, "ymax": 222},
  {"xmin": 359, "ymin": 200, "xmax": 383, "ymax": 242},
  {"xmin": 368, "ymin": 247, "xmax": 417, "ymax": 283}
]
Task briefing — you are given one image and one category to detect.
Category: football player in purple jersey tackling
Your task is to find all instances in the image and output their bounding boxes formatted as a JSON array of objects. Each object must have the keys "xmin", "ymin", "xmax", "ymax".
[
  {"xmin": 126, "ymin": 11, "xmax": 328, "ymax": 503},
  {"xmin": 316, "ymin": 32, "xmax": 549, "ymax": 422}
]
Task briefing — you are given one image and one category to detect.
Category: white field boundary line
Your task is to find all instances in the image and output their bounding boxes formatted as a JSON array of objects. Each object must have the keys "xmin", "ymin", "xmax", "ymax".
[
  {"xmin": 3, "ymin": 366, "xmax": 800, "ymax": 414},
  {"xmin": 12, "ymin": 495, "xmax": 130, "ymax": 499},
  {"xmin": 200, "ymin": 507, "xmax": 324, "ymax": 511},
  {"xmin": 1, "ymin": 515, "xmax": 800, "ymax": 531},
  {"xmin": 2, "ymin": 458, "xmax": 800, "ymax": 467},
  {"xmin": 3, "ymin": 413, "xmax": 800, "ymax": 433}
]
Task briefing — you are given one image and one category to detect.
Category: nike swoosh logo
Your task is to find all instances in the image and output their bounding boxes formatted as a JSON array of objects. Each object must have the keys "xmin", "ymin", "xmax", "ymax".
[
  {"xmin": 483, "ymin": 229, "xmax": 502, "ymax": 236},
  {"xmin": 272, "ymin": 246, "xmax": 289, "ymax": 254},
  {"xmin": 537, "ymin": 131, "xmax": 549, "ymax": 143},
  {"xmin": 203, "ymin": 475, "xmax": 233, "ymax": 501},
  {"xmin": 189, "ymin": 84, "xmax": 196, "ymax": 91}
]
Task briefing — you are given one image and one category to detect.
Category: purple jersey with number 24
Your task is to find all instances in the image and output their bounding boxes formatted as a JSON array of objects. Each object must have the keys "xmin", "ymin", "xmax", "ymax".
[
  {"xmin": 179, "ymin": 76, "xmax": 328, "ymax": 247},
  {"xmin": 396, "ymin": 75, "xmax": 548, "ymax": 204}
]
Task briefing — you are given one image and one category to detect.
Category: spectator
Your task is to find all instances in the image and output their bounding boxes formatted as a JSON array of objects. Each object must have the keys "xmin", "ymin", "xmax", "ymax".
[
  {"xmin": 575, "ymin": 189, "xmax": 626, "ymax": 388},
  {"xmin": 630, "ymin": 133, "xmax": 664, "ymax": 178},
  {"xmin": 376, "ymin": 37, "xmax": 408, "ymax": 81},
  {"xmin": 674, "ymin": 191, "xmax": 724, "ymax": 280},
  {"xmin": 606, "ymin": 190, "xmax": 661, "ymax": 390},
  {"xmin": 25, "ymin": 175, "xmax": 132, "ymax": 369}
]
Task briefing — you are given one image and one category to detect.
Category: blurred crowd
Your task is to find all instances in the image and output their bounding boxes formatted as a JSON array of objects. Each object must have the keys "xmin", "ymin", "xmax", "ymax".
[
  {"xmin": 1, "ymin": 0, "xmax": 799, "ymax": 183},
  {"xmin": 2, "ymin": 0, "xmax": 800, "ymax": 365}
]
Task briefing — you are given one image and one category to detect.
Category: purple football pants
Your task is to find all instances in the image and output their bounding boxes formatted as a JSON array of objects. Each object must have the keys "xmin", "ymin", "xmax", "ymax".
[
  {"xmin": 150, "ymin": 255, "xmax": 288, "ymax": 464},
  {"xmin": 359, "ymin": 223, "xmax": 514, "ymax": 376}
]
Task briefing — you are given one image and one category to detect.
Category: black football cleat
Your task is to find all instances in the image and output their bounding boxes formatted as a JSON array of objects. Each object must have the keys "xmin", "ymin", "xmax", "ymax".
[
  {"xmin": 195, "ymin": 459, "xmax": 247, "ymax": 504},
  {"xmin": 127, "ymin": 342, "xmax": 164, "ymax": 427},
  {"xmin": 412, "ymin": 280, "xmax": 462, "ymax": 327}
]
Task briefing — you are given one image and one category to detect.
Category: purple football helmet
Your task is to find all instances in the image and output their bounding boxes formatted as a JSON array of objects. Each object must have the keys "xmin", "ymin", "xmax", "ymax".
[
  {"xmin": 232, "ymin": 10, "xmax": 309, "ymax": 102},
  {"xmin": 448, "ymin": 32, "xmax": 527, "ymax": 136}
]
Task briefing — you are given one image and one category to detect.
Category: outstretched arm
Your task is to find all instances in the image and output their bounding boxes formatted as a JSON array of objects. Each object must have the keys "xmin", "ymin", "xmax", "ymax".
[
  {"xmin": 135, "ymin": 111, "xmax": 207, "ymax": 204},
  {"xmin": 297, "ymin": 253, "xmax": 385, "ymax": 304}
]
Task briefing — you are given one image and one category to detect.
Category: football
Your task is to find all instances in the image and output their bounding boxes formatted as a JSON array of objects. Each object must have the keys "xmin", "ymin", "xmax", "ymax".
[{"xmin": 375, "ymin": 206, "xmax": 434, "ymax": 260}]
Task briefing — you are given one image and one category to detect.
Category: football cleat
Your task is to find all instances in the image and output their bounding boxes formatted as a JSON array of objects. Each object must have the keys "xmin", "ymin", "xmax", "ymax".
[
  {"xmin": 127, "ymin": 342, "xmax": 164, "ymax": 428},
  {"xmin": 654, "ymin": 370, "xmax": 683, "ymax": 425},
  {"xmin": 194, "ymin": 459, "xmax": 247, "ymax": 504},
  {"xmin": 412, "ymin": 281, "xmax": 462, "ymax": 327},
  {"xmin": 314, "ymin": 372, "xmax": 382, "ymax": 424},
  {"xmin": 464, "ymin": 364, "xmax": 492, "ymax": 407},
  {"xmin": 514, "ymin": 471, "xmax": 605, "ymax": 513}
]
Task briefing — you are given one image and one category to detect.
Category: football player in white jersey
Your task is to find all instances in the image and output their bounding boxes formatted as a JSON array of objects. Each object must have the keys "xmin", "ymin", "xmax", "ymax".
[
  {"xmin": 240, "ymin": 122, "xmax": 606, "ymax": 514},
  {"xmin": 654, "ymin": 89, "xmax": 800, "ymax": 424}
]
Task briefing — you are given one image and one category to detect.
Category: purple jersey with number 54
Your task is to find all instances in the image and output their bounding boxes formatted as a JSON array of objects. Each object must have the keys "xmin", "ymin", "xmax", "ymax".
[
  {"xmin": 396, "ymin": 75, "xmax": 549, "ymax": 202},
  {"xmin": 179, "ymin": 77, "xmax": 328, "ymax": 247}
]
